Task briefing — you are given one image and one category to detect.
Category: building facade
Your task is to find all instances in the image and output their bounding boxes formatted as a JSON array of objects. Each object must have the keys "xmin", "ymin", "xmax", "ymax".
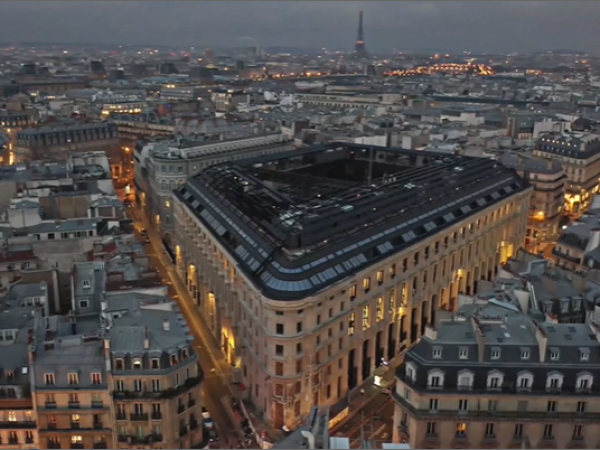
[
  {"xmin": 171, "ymin": 143, "xmax": 531, "ymax": 429},
  {"xmin": 533, "ymin": 132, "xmax": 600, "ymax": 215},
  {"xmin": 393, "ymin": 301, "xmax": 600, "ymax": 449},
  {"xmin": 498, "ymin": 153, "xmax": 566, "ymax": 253},
  {"xmin": 134, "ymin": 133, "xmax": 295, "ymax": 245},
  {"xmin": 14, "ymin": 123, "xmax": 119, "ymax": 163}
]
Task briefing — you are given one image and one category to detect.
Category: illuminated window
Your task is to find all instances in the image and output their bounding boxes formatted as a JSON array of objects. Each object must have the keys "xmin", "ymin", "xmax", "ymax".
[
  {"xmin": 456, "ymin": 422, "xmax": 467, "ymax": 436},
  {"xmin": 349, "ymin": 284, "xmax": 357, "ymax": 300},
  {"xmin": 376, "ymin": 270, "xmax": 384, "ymax": 284},
  {"xmin": 389, "ymin": 263, "xmax": 396, "ymax": 278},
  {"xmin": 363, "ymin": 277, "xmax": 371, "ymax": 292},
  {"xmin": 400, "ymin": 283, "xmax": 407, "ymax": 305},
  {"xmin": 71, "ymin": 436, "xmax": 82, "ymax": 444},
  {"xmin": 362, "ymin": 305, "xmax": 370, "ymax": 330},
  {"xmin": 165, "ymin": 200, "xmax": 171, "ymax": 208},
  {"xmin": 388, "ymin": 290, "xmax": 395, "ymax": 317},
  {"xmin": 348, "ymin": 312, "xmax": 356, "ymax": 336},
  {"xmin": 71, "ymin": 414, "xmax": 80, "ymax": 423},
  {"xmin": 376, "ymin": 297, "xmax": 384, "ymax": 321},
  {"xmin": 7, "ymin": 411, "xmax": 16, "ymax": 422},
  {"xmin": 68, "ymin": 373, "xmax": 78, "ymax": 385}
]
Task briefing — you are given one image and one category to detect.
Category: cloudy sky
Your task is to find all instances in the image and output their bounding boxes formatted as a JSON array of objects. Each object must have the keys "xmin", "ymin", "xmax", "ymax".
[{"xmin": 0, "ymin": 1, "xmax": 596, "ymax": 52}]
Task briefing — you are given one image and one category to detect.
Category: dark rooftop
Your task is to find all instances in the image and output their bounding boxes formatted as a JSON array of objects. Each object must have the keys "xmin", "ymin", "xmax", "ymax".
[{"xmin": 176, "ymin": 143, "xmax": 530, "ymax": 300}]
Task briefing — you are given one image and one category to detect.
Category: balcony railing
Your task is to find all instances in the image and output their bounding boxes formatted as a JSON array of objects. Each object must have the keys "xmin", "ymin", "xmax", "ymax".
[
  {"xmin": 151, "ymin": 412, "xmax": 162, "ymax": 420},
  {"xmin": 45, "ymin": 401, "xmax": 57, "ymax": 409},
  {"xmin": 47, "ymin": 441, "xmax": 61, "ymax": 449},
  {"xmin": 118, "ymin": 434, "xmax": 162, "ymax": 445},
  {"xmin": 130, "ymin": 413, "xmax": 149, "ymax": 421},
  {"xmin": 393, "ymin": 390, "xmax": 600, "ymax": 421},
  {"xmin": 0, "ymin": 421, "xmax": 36, "ymax": 429},
  {"xmin": 93, "ymin": 443, "xmax": 107, "ymax": 449},
  {"xmin": 112, "ymin": 375, "xmax": 202, "ymax": 400},
  {"xmin": 71, "ymin": 444, "xmax": 84, "ymax": 449},
  {"xmin": 93, "ymin": 422, "xmax": 103, "ymax": 429},
  {"xmin": 91, "ymin": 401, "xmax": 104, "ymax": 408},
  {"xmin": 115, "ymin": 413, "xmax": 127, "ymax": 421},
  {"xmin": 67, "ymin": 401, "xmax": 80, "ymax": 409}
]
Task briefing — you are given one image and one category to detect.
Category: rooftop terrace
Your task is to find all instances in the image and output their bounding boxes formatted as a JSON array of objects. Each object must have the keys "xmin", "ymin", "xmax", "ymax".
[{"xmin": 176, "ymin": 143, "xmax": 530, "ymax": 300}]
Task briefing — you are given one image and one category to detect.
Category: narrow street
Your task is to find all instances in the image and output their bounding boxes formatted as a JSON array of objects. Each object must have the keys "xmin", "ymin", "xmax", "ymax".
[{"xmin": 128, "ymin": 206, "xmax": 248, "ymax": 448}]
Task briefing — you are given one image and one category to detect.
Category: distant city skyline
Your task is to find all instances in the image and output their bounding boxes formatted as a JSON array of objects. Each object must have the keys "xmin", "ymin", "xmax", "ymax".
[{"xmin": 0, "ymin": 1, "xmax": 599, "ymax": 54}]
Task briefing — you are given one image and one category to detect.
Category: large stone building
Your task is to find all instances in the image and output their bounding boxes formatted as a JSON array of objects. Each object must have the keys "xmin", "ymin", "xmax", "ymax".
[
  {"xmin": 134, "ymin": 132, "xmax": 294, "ymax": 247},
  {"xmin": 171, "ymin": 143, "xmax": 531, "ymax": 429},
  {"xmin": 533, "ymin": 132, "xmax": 600, "ymax": 214},
  {"xmin": 14, "ymin": 123, "xmax": 119, "ymax": 169},
  {"xmin": 393, "ymin": 297, "xmax": 600, "ymax": 449},
  {"xmin": 498, "ymin": 153, "xmax": 565, "ymax": 253}
]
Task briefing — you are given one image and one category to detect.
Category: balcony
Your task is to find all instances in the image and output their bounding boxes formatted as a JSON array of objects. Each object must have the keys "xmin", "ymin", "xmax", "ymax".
[
  {"xmin": 47, "ymin": 441, "xmax": 61, "ymax": 449},
  {"xmin": 8, "ymin": 438, "xmax": 18, "ymax": 445},
  {"xmin": 0, "ymin": 421, "xmax": 37, "ymax": 429},
  {"xmin": 115, "ymin": 413, "xmax": 127, "ymax": 421},
  {"xmin": 70, "ymin": 422, "xmax": 80, "ymax": 429},
  {"xmin": 146, "ymin": 433, "xmax": 163, "ymax": 443},
  {"xmin": 118, "ymin": 434, "xmax": 160, "ymax": 445},
  {"xmin": 93, "ymin": 443, "xmax": 107, "ymax": 449},
  {"xmin": 188, "ymin": 398, "xmax": 196, "ymax": 408},
  {"xmin": 93, "ymin": 422, "xmax": 103, "ymax": 429},
  {"xmin": 112, "ymin": 375, "xmax": 202, "ymax": 400},
  {"xmin": 67, "ymin": 401, "xmax": 80, "ymax": 409},
  {"xmin": 71, "ymin": 444, "xmax": 84, "ymax": 449},
  {"xmin": 393, "ymin": 390, "xmax": 600, "ymax": 421},
  {"xmin": 91, "ymin": 401, "xmax": 104, "ymax": 408},
  {"xmin": 177, "ymin": 404, "xmax": 185, "ymax": 414},
  {"xmin": 130, "ymin": 413, "xmax": 149, "ymax": 421},
  {"xmin": 45, "ymin": 401, "xmax": 57, "ymax": 409},
  {"xmin": 151, "ymin": 412, "xmax": 162, "ymax": 420}
]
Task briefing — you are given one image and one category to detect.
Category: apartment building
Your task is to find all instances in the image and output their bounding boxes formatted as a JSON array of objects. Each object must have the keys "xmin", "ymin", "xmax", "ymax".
[
  {"xmin": 30, "ymin": 260, "xmax": 202, "ymax": 450},
  {"xmin": 553, "ymin": 196, "xmax": 600, "ymax": 271},
  {"xmin": 533, "ymin": 132, "xmax": 600, "ymax": 214},
  {"xmin": 0, "ymin": 296, "xmax": 40, "ymax": 449},
  {"xmin": 171, "ymin": 142, "xmax": 531, "ymax": 429},
  {"xmin": 14, "ymin": 123, "xmax": 118, "ymax": 164},
  {"xmin": 135, "ymin": 133, "xmax": 294, "ymax": 246},
  {"xmin": 498, "ymin": 153, "xmax": 566, "ymax": 253},
  {"xmin": 392, "ymin": 297, "xmax": 600, "ymax": 449}
]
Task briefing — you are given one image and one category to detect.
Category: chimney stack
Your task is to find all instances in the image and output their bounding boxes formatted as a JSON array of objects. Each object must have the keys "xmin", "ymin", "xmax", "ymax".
[
  {"xmin": 143, "ymin": 327, "xmax": 150, "ymax": 349},
  {"xmin": 163, "ymin": 318, "xmax": 170, "ymax": 332}
]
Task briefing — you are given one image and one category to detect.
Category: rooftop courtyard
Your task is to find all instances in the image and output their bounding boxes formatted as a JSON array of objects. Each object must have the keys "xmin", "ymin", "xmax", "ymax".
[{"xmin": 176, "ymin": 142, "xmax": 531, "ymax": 300}]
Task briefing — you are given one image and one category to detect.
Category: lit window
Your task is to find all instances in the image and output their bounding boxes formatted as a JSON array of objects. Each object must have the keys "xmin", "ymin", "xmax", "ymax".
[
  {"xmin": 363, "ymin": 277, "xmax": 371, "ymax": 292},
  {"xmin": 388, "ymin": 290, "xmax": 395, "ymax": 317},
  {"xmin": 362, "ymin": 305, "xmax": 370, "ymax": 330},
  {"xmin": 71, "ymin": 436, "xmax": 82, "ymax": 444},
  {"xmin": 376, "ymin": 270, "xmax": 384, "ymax": 284},
  {"xmin": 91, "ymin": 373, "xmax": 102, "ymax": 385},
  {"xmin": 456, "ymin": 422, "xmax": 467, "ymax": 436},
  {"xmin": 348, "ymin": 312, "xmax": 355, "ymax": 336},
  {"xmin": 349, "ymin": 284, "xmax": 357, "ymax": 300},
  {"xmin": 376, "ymin": 297, "xmax": 384, "ymax": 321},
  {"xmin": 68, "ymin": 373, "xmax": 78, "ymax": 385}
]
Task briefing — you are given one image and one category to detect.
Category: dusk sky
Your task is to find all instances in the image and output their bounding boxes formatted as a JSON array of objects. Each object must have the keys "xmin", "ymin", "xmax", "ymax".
[{"xmin": 0, "ymin": 1, "xmax": 597, "ymax": 52}]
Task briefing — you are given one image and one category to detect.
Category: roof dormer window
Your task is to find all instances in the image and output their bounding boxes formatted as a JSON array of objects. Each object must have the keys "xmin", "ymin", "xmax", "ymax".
[
  {"xmin": 580, "ymin": 348, "xmax": 590, "ymax": 361},
  {"xmin": 432, "ymin": 346, "xmax": 442, "ymax": 359},
  {"xmin": 520, "ymin": 347, "xmax": 530, "ymax": 360},
  {"xmin": 458, "ymin": 347, "xmax": 468, "ymax": 360},
  {"xmin": 549, "ymin": 348, "xmax": 560, "ymax": 361},
  {"xmin": 490, "ymin": 347, "xmax": 500, "ymax": 360}
]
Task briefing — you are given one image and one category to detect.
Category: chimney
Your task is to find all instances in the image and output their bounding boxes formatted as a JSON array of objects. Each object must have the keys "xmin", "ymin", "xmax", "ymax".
[
  {"xmin": 70, "ymin": 311, "xmax": 77, "ymax": 335},
  {"xmin": 143, "ymin": 327, "xmax": 150, "ymax": 349},
  {"xmin": 163, "ymin": 318, "xmax": 170, "ymax": 332}
]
